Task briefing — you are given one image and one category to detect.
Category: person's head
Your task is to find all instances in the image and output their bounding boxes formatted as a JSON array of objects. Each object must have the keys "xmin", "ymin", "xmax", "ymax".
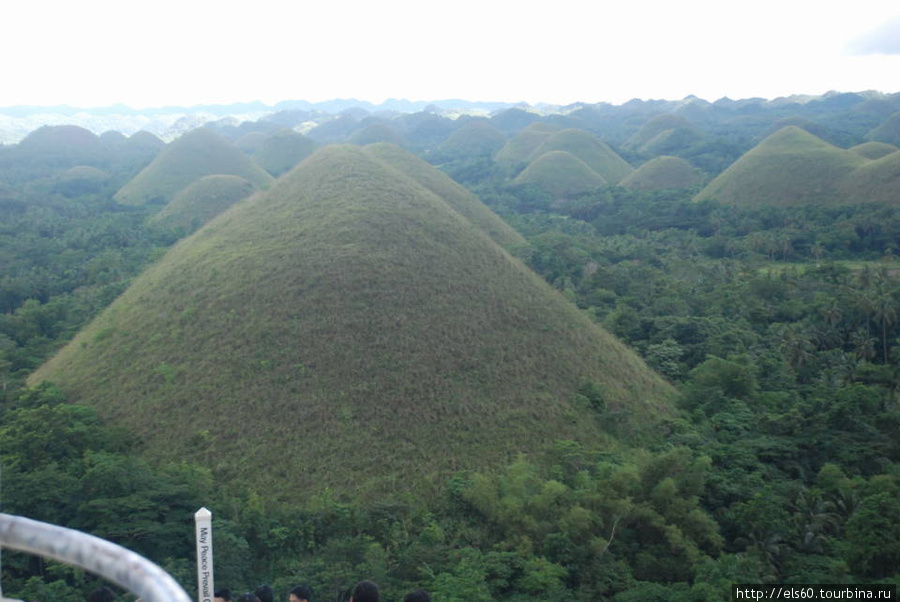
[
  {"xmin": 88, "ymin": 586, "xmax": 116, "ymax": 602},
  {"xmin": 236, "ymin": 593, "xmax": 259, "ymax": 602},
  {"xmin": 349, "ymin": 580, "xmax": 379, "ymax": 602},
  {"xmin": 255, "ymin": 585, "xmax": 274, "ymax": 602},
  {"xmin": 215, "ymin": 589, "xmax": 233, "ymax": 602},
  {"xmin": 289, "ymin": 585, "xmax": 313, "ymax": 602},
  {"xmin": 403, "ymin": 590, "xmax": 430, "ymax": 602}
]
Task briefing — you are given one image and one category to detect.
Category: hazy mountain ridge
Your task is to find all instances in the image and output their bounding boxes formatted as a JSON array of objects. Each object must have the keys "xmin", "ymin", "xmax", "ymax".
[{"xmin": 3, "ymin": 90, "xmax": 897, "ymax": 145}]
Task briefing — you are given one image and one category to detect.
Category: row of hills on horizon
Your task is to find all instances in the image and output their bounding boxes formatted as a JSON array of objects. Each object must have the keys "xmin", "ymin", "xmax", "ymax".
[
  {"xmin": 2, "ymin": 89, "xmax": 898, "ymax": 144},
  {"xmin": 3, "ymin": 87, "xmax": 900, "ymax": 214}
]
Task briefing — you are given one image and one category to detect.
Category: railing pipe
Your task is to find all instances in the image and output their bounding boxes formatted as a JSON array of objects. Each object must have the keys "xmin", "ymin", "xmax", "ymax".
[{"xmin": 0, "ymin": 513, "xmax": 191, "ymax": 602}]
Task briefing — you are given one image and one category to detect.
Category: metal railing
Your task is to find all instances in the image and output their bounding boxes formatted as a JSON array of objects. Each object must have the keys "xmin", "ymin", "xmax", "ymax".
[{"xmin": 0, "ymin": 513, "xmax": 191, "ymax": 602}]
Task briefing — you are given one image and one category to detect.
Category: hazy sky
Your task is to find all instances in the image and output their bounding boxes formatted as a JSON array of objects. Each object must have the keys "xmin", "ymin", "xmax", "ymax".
[{"xmin": 4, "ymin": 0, "xmax": 899, "ymax": 108}]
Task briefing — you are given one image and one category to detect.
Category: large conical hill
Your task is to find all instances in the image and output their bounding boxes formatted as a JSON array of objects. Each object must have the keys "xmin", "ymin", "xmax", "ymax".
[
  {"xmin": 514, "ymin": 150, "xmax": 608, "ymax": 197},
  {"xmin": 620, "ymin": 156, "xmax": 703, "ymax": 191},
  {"xmin": 363, "ymin": 143, "xmax": 525, "ymax": 251},
  {"xmin": 150, "ymin": 175, "xmax": 257, "ymax": 232},
  {"xmin": 31, "ymin": 145, "xmax": 673, "ymax": 499},
  {"xmin": 694, "ymin": 126, "xmax": 866, "ymax": 206},
  {"xmin": 114, "ymin": 128, "xmax": 273, "ymax": 205},
  {"xmin": 527, "ymin": 129, "xmax": 633, "ymax": 184}
]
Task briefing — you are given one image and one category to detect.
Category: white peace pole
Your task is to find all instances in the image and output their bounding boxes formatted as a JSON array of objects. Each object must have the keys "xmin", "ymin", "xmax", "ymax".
[{"xmin": 194, "ymin": 507, "xmax": 214, "ymax": 602}]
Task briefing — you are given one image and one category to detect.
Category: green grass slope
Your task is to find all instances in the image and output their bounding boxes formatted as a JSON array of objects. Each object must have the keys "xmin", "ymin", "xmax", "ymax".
[
  {"xmin": 31, "ymin": 145, "xmax": 673, "ymax": 499},
  {"xmin": 363, "ymin": 143, "xmax": 525, "ymax": 250},
  {"xmin": 494, "ymin": 122, "xmax": 560, "ymax": 166},
  {"xmin": 527, "ymin": 129, "xmax": 633, "ymax": 184},
  {"xmin": 114, "ymin": 128, "xmax": 272, "ymax": 205},
  {"xmin": 694, "ymin": 126, "xmax": 866, "ymax": 206},
  {"xmin": 253, "ymin": 130, "xmax": 317, "ymax": 177},
  {"xmin": 620, "ymin": 156, "xmax": 703, "ymax": 191},
  {"xmin": 514, "ymin": 150, "xmax": 608, "ymax": 197},
  {"xmin": 837, "ymin": 150, "xmax": 900, "ymax": 206},
  {"xmin": 150, "ymin": 175, "xmax": 257, "ymax": 232},
  {"xmin": 849, "ymin": 141, "xmax": 899, "ymax": 160}
]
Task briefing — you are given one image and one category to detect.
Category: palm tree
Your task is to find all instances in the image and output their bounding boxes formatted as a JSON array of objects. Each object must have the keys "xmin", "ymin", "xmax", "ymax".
[
  {"xmin": 872, "ymin": 289, "xmax": 897, "ymax": 364},
  {"xmin": 851, "ymin": 328, "xmax": 877, "ymax": 362},
  {"xmin": 792, "ymin": 490, "xmax": 839, "ymax": 553}
]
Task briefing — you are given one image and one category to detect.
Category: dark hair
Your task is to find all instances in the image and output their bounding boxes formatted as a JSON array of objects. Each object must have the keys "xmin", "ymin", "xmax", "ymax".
[
  {"xmin": 88, "ymin": 586, "xmax": 116, "ymax": 602},
  {"xmin": 215, "ymin": 589, "xmax": 233, "ymax": 601},
  {"xmin": 255, "ymin": 585, "xmax": 275, "ymax": 602},
  {"xmin": 236, "ymin": 594, "xmax": 259, "ymax": 602},
  {"xmin": 351, "ymin": 580, "xmax": 379, "ymax": 602},
  {"xmin": 403, "ymin": 590, "xmax": 430, "ymax": 602},
  {"xmin": 290, "ymin": 585, "xmax": 314, "ymax": 600}
]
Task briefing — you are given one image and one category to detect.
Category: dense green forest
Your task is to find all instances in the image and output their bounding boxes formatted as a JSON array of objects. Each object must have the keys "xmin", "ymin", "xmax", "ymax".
[{"xmin": 2, "ymin": 109, "xmax": 900, "ymax": 601}]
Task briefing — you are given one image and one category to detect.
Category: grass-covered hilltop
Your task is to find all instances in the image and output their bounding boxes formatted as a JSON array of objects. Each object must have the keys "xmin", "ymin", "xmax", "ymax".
[
  {"xmin": 29, "ymin": 144, "xmax": 673, "ymax": 498},
  {"xmin": 4, "ymin": 89, "xmax": 900, "ymax": 600},
  {"xmin": 695, "ymin": 125, "xmax": 900, "ymax": 207},
  {"xmin": 526, "ymin": 128, "xmax": 634, "ymax": 184},
  {"xmin": 694, "ymin": 126, "xmax": 867, "ymax": 206},
  {"xmin": 514, "ymin": 150, "xmax": 608, "ymax": 197}
]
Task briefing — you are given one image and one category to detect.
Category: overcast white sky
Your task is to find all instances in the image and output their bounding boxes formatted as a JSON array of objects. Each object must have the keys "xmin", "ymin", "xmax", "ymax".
[{"xmin": 3, "ymin": 0, "xmax": 899, "ymax": 108}]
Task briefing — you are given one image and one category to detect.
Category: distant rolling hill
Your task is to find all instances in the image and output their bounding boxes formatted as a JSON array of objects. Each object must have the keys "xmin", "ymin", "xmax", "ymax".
[
  {"xmin": 838, "ymin": 149, "xmax": 900, "ymax": 206},
  {"xmin": 626, "ymin": 114, "xmax": 703, "ymax": 156},
  {"xmin": 349, "ymin": 123, "xmax": 404, "ymax": 147},
  {"xmin": 16, "ymin": 125, "xmax": 106, "ymax": 164},
  {"xmin": 620, "ymin": 156, "xmax": 703, "ymax": 191},
  {"xmin": 114, "ymin": 127, "xmax": 272, "ymax": 205},
  {"xmin": 150, "ymin": 174, "xmax": 258, "ymax": 232},
  {"xmin": 514, "ymin": 150, "xmax": 608, "ymax": 197},
  {"xmin": 849, "ymin": 141, "xmax": 898, "ymax": 160},
  {"xmin": 526, "ymin": 129, "xmax": 633, "ymax": 184},
  {"xmin": 694, "ymin": 126, "xmax": 866, "ymax": 206},
  {"xmin": 494, "ymin": 122, "xmax": 561, "ymax": 167},
  {"xmin": 253, "ymin": 130, "xmax": 317, "ymax": 177},
  {"xmin": 436, "ymin": 120, "xmax": 507, "ymax": 158},
  {"xmin": 31, "ymin": 144, "xmax": 673, "ymax": 499},
  {"xmin": 56, "ymin": 165, "xmax": 110, "ymax": 196},
  {"xmin": 868, "ymin": 112, "xmax": 900, "ymax": 146}
]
